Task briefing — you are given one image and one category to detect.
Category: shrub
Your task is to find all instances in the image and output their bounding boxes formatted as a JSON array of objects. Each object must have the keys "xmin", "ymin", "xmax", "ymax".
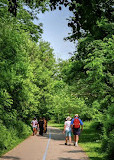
[
  {"xmin": 15, "ymin": 120, "xmax": 32, "ymax": 138},
  {"xmin": 106, "ymin": 129, "xmax": 114, "ymax": 159},
  {"xmin": 102, "ymin": 105, "xmax": 114, "ymax": 159},
  {"xmin": 0, "ymin": 120, "xmax": 32, "ymax": 156}
]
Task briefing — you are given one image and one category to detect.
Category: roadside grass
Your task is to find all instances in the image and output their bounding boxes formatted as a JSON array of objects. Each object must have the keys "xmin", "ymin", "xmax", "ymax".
[
  {"xmin": 0, "ymin": 124, "xmax": 32, "ymax": 157},
  {"xmin": 0, "ymin": 134, "xmax": 32, "ymax": 157},
  {"xmin": 48, "ymin": 121, "xmax": 105, "ymax": 160},
  {"xmin": 0, "ymin": 138, "xmax": 25, "ymax": 156},
  {"xmin": 48, "ymin": 122, "xmax": 64, "ymax": 130},
  {"xmin": 79, "ymin": 121, "xmax": 105, "ymax": 160}
]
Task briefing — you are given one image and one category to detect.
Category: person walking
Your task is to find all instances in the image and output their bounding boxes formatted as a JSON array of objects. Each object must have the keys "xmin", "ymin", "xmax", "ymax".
[
  {"xmin": 38, "ymin": 117, "xmax": 44, "ymax": 136},
  {"xmin": 71, "ymin": 114, "xmax": 83, "ymax": 147},
  {"xmin": 31, "ymin": 117, "xmax": 38, "ymax": 136},
  {"xmin": 63, "ymin": 116, "xmax": 72, "ymax": 145},
  {"xmin": 43, "ymin": 117, "xmax": 47, "ymax": 133}
]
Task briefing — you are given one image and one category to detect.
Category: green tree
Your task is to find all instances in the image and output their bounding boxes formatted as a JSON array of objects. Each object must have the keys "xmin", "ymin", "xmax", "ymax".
[{"xmin": 49, "ymin": 0, "xmax": 114, "ymax": 40}]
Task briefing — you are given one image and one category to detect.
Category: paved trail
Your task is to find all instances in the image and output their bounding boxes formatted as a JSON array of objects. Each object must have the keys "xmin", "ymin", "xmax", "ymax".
[{"xmin": 0, "ymin": 127, "xmax": 89, "ymax": 160}]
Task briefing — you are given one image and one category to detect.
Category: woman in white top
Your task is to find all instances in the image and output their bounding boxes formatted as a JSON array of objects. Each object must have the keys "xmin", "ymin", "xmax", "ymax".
[
  {"xmin": 63, "ymin": 116, "xmax": 72, "ymax": 145},
  {"xmin": 31, "ymin": 117, "xmax": 38, "ymax": 136}
]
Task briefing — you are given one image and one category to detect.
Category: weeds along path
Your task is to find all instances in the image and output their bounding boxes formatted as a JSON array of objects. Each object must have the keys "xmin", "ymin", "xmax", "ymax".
[{"xmin": 0, "ymin": 127, "xmax": 89, "ymax": 160}]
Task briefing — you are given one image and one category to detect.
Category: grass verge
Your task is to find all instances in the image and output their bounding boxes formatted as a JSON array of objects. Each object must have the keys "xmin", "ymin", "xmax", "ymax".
[
  {"xmin": 79, "ymin": 121, "xmax": 105, "ymax": 160},
  {"xmin": 0, "ymin": 123, "xmax": 32, "ymax": 157},
  {"xmin": 48, "ymin": 122, "xmax": 64, "ymax": 130},
  {"xmin": 0, "ymin": 137, "xmax": 29, "ymax": 157}
]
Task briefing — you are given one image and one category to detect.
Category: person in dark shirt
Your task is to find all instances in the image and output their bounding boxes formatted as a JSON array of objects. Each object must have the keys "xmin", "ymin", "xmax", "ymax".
[{"xmin": 38, "ymin": 117, "xmax": 44, "ymax": 136}]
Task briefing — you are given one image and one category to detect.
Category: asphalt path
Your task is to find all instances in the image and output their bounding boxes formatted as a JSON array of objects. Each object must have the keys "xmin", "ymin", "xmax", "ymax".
[{"xmin": 0, "ymin": 127, "xmax": 89, "ymax": 160}]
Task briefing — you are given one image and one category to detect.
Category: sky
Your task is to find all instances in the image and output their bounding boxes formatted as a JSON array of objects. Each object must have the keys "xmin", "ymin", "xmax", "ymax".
[{"xmin": 34, "ymin": 7, "xmax": 76, "ymax": 60}]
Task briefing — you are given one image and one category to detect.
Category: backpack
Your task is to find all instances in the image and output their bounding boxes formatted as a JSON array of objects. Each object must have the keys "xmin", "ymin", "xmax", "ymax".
[{"xmin": 73, "ymin": 118, "xmax": 80, "ymax": 128}]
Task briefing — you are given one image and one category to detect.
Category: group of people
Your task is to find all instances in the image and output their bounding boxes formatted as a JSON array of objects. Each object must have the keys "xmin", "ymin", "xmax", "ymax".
[
  {"xmin": 31, "ymin": 114, "xmax": 83, "ymax": 147},
  {"xmin": 63, "ymin": 114, "xmax": 83, "ymax": 147},
  {"xmin": 31, "ymin": 117, "xmax": 47, "ymax": 136}
]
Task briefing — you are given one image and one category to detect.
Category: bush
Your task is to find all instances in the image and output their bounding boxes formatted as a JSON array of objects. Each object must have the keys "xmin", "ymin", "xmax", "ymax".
[
  {"xmin": 0, "ymin": 120, "xmax": 32, "ymax": 156},
  {"xmin": 102, "ymin": 105, "xmax": 114, "ymax": 159},
  {"xmin": 16, "ymin": 120, "xmax": 32, "ymax": 138},
  {"xmin": 106, "ymin": 129, "xmax": 114, "ymax": 159},
  {"xmin": 0, "ymin": 123, "xmax": 8, "ymax": 150}
]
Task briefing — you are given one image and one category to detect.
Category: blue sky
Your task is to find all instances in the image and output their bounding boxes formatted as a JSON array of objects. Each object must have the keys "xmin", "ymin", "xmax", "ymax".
[{"xmin": 35, "ymin": 7, "xmax": 76, "ymax": 60}]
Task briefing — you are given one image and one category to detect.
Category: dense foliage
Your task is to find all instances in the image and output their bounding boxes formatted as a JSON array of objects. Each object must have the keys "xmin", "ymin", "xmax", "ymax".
[
  {"xmin": 0, "ymin": 1, "xmax": 55, "ymax": 154},
  {"xmin": 0, "ymin": 0, "xmax": 114, "ymax": 159}
]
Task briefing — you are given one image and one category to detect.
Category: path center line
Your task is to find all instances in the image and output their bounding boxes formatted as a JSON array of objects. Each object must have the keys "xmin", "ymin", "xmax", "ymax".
[{"xmin": 43, "ymin": 130, "xmax": 51, "ymax": 160}]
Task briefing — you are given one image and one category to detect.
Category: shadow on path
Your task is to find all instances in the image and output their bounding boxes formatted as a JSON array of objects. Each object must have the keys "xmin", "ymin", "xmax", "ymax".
[
  {"xmin": 58, "ymin": 158, "xmax": 84, "ymax": 160},
  {"xmin": 0, "ymin": 156, "xmax": 20, "ymax": 160},
  {"xmin": 67, "ymin": 150, "xmax": 85, "ymax": 153},
  {"xmin": 37, "ymin": 127, "xmax": 65, "ymax": 141}
]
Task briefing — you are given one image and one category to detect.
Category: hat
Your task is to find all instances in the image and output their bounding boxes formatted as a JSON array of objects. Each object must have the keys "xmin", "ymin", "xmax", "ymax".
[
  {"xmin": 75, "ymin": 114, "xmax": 78, "ymax": 117},
  {"xmin": 66, "ymin": 116, "xmax": 71, "ymax": 121}
]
